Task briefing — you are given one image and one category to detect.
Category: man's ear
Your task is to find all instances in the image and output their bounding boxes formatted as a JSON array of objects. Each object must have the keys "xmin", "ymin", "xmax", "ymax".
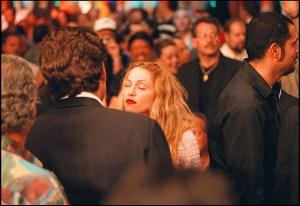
[
  {"xmin": 269, "ymin": 43, "xmax": 282, "ymax": 61},
  {"xmin": 101, "ymin": 62, "xmax": 107, "ymax": 82}
]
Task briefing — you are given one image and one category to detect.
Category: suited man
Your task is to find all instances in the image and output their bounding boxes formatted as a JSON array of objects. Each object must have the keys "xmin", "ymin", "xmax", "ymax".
[
  {"xmin": 26, "ymin": 26, "xmax": 172, "ymax": 205},
  {"xmin": 176, "ymin": 17, "xmax": 241, "ymax": 123},
  {"xmin": 273, "ymin": 105, "xmax": 299, "ymax": 204}
]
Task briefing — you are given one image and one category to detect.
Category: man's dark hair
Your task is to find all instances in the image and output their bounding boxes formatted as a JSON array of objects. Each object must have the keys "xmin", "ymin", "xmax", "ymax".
[
  {"xmin": 246, "ymin": 12, "xmax": 293, "ymax": 61},
  {"xmin": 243, "ymin": 2, "xmax": 260, "ymax": 17},
  {"xmin": 39, "ymin": 26, "xmax": 107, "ymax": 100},
  {"xmin": 192, "ymin": 17, "xmax": 221, "ymax": 37},
  {"xmin": 1, "ymin": 31, "xmax": 19, "ymax": 47},
  {"xmin": 128, "ymin": 8, "xmax": 148, "ymax": 22},
  {"xmin": 153, "ymin": 38, "xmax": 176, "ymax": 58},
  {"xmin": 223, "ymin": 17, "xmax": 246, "ymax": 33},
  {"xmin": 128, "ymin": 31, "xmax": 153, "ymax": 50}
]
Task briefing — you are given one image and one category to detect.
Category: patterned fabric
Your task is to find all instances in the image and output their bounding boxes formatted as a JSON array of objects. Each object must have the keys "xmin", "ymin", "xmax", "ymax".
[
  {"xmin": 1, "ymin": 135, "xmax": 69, "ymax": 205},
  {"xmin": 177, "ymin": 130, "xmax": 201, "ymax": 169}
]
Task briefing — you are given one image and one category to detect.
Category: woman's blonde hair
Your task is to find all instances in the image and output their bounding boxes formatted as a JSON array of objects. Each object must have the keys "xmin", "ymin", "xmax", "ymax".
[
  {"xmin": 117, "ymin": 61, "xmax": 196, "ymax": 164},
  {"xmin": 1, "ymin": 54, "xmax": 37, "ymax": 134}
]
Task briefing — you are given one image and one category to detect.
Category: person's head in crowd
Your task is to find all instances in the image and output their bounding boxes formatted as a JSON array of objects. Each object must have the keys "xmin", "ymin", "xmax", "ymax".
[
  {"xmin": 128, "ymin": 20, "xmax": 153, "ymax": 36},
  {"xmin": 33, "ymin": 25, "xmax": 49, "ymax": 45},
  {"xmin": 223, "ymin": 17, "xmax": 247, "ymax": 54},
  {"xmin": 190, "ymin": 1, "xmax": 210, "ymax": 20},
  {"xmin": 87, "ymin": 7, "xmax": 100, "ymax": 24},
  {"xmin": 50, "ymin": 7, "xmax": 59, "ymax": 20},
  {"xmin": 1, "ymin": 54, "xmax": 37, "ymax": 140},
  {"xmin": 57, "ymin": 10, "xmax": 70, "ymax": 27},
  {"xmin": 105, "ymin": 162, "xmax": 236, "ymax": 204},
  {"xmin": 193, "ymin": 112, "xmax": 210, "ymax": 171},
  {"xmin": 26, "ymin": 11, "xmax": 37, "ymax": 27},
  {"xmin": 152, "ymin": 3, "xmax": 174, "ymax": 24},
  {"xmin": 128, "ymin": 32, "xmax": 153, "ymax": 62},
  {"xmin": 173, "ymin": 9, "xmax": 192, "ymax": 34},
  {"xmin": 94, "ymin": 17, "xmax": 117, "ymax": 41},
  {"xmin": 14, "ymin": 26, "xmax": 29, "ymax": 56},
  {"xmin": 127, "ymin": 8, "xmax": 148, "ymax": 23},
  {"xmin": 239, "ymin": 1, "xmax": 260, "ymax": 24},
  {"xmin": 116, "ymin": 61, "xmax": 196, "ymax": 164},
  {"xmin": 3, "ymin": 7, "xmax": 16, "ymax": 26},
  {"xmin": 172, "ymin": 36, "xmax": 191, "ymax": 65},
  {"xmin": 192, "ymin": 17, "xmax": 221, "ymax": 58},
  {"xmin": 247, "ymin": 12, "xmax": 299, "ymax": 76},
  {"xmin": 154, "ymin": 38, "xmax": 179, "ymax": 75},
  {"xmin": 1, "ymin": 31, "xmax": 21, "ymax": 56},
  {"xmin": 77, "ymin": 13, "xmax": 91, "ymax": 28},
  {"xmin": 36, "ymin": 17, "xmax": 47, "ymax": 26},
  {"xmin": 39, "ymin": 26, "xmax": 107, "ymax": 101}
]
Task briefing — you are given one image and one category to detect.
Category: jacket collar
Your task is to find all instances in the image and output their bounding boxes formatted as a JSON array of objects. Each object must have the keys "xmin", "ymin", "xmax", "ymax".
[{"xmin": 241, "ymin": 59, "xmax": 274, "ymax": 98}]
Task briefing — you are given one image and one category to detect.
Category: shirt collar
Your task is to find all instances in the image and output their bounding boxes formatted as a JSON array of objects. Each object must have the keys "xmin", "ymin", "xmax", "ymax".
[
  {"xmin": 241, "ymin": 59, "xmax": 274, "ymax": 98},
  {"xmin": 61, "ymin": 91, "xmax": 104, "ymax": 106}
]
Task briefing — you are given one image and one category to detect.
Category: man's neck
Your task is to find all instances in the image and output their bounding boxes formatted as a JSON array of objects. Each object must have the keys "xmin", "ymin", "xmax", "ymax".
[
  {"xmin": 249, "ymin": 59, "xmax": 280, "ymax": 87},
  {"xmin": 178, "ymin": 30, "xmax": 191, "ymax": 38},
  {"xmin": 199, "ymin": 52, "xmax": 220, "ymax": 68}
]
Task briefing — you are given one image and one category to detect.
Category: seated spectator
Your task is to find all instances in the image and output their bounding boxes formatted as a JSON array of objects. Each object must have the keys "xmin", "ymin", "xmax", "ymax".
[
  {"xmin": 116, "ymin": 61, "xmax": 204, "ymax": 169},
  {"xmin": 126, "ymin": 8, "xmax": 148, "ymax": 23},
  {"xmin": 2, "ymin": 30, "xmax": 43, "ymax": 87},
  {"xmin": 173, "ymin": 9, "xmax": 194, "ymax": 53},
  {"xmin": 172, "ymin": 36, "xmax": 191, "ymax": 65},
  {"xmin": 128, "ymin": 31, "xmax": 154, "ymax": 62},
  {"xmin": 154, "ymin": 38, "xmax": 180, "ymax": 74},
  {"xmin": 1, "ymin": 54, "xmax": 69, "ymax": 205},
  {"xmin": 220, "ymin": 17, "xmax": 248, "ymax": 62},
  {"xmin": 105, "ymin": 162, "xmax": 236, "ymax": 204}
]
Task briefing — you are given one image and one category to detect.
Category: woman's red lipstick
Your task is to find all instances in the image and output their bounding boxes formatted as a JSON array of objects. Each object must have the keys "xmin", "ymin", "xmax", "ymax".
[{"xmin": 126, "ymin": 99, "xmax": 136, "ymax": 104}]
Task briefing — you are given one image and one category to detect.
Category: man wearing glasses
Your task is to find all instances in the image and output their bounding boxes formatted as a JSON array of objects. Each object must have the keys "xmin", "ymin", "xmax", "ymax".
[{"xmin": 177, "ymin": 17, "xmax": 241, "ymax": 124}]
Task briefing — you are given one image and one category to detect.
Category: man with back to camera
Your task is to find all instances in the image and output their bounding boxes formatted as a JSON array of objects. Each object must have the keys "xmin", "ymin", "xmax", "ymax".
[
  {"xmin": 26, "ymin": 26, "xmax": 172, "ymax": 205},
  {"xmin": 214, "ymin": 12, "xmax": 298, "ymax": 204}
]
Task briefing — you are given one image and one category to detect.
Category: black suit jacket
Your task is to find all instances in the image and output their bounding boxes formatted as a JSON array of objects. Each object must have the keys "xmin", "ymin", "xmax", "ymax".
[
  {"xmin": 177, "ymin": 54, "xmax": 242, "ymax": 122},
  {"xmin": 26, "ymin": 97, "xmax": 172, "ymax": 205},
  {"xmin": 273, "ymin": 105, "xmax": 299, "ymax": 205}
]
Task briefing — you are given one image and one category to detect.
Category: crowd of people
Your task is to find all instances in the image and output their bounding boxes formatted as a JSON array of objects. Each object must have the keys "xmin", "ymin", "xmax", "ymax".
[{"xmin": 1, "ymin": 1, "xmax": 299, "ymax": 205}]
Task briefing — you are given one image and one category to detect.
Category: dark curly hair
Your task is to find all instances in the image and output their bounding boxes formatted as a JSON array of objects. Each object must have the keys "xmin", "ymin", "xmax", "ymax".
[{"xmin": 39, "ymin": 26, "xmax": 107, "ymax": 100}]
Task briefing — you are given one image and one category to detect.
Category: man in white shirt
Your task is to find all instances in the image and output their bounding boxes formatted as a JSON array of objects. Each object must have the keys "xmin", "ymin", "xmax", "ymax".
[{"xmin": 220, "ymin": 17, "xmax": 248, "ymax": 62}]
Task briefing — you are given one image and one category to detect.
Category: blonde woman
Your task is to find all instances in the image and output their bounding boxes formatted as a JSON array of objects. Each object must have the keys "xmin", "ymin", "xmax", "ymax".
[{"xmin": 116, "ymin": 61, "xmax": 205, "ymax": 169}]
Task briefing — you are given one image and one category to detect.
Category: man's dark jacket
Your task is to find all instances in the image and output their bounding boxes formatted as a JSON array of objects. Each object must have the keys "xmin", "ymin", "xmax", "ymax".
[{"xmin": 26, "ymin": 97, "xmax": 172, "ymax": 205}]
